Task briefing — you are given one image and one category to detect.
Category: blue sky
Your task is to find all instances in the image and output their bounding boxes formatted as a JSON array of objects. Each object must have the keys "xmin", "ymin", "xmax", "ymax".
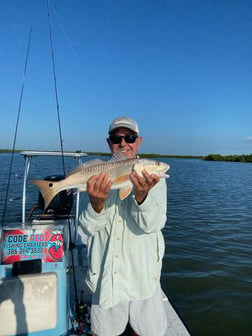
[{"xmin": 1, "ymin": 0, "xmax": 252, "ymax": 156}]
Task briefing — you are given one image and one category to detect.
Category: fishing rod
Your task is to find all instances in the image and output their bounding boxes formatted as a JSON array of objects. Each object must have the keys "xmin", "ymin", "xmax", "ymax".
[
  {"xmin": 47, "ymin": 0, "xmax": 66, "ymax": 176},
  {"xmin": 47, "ymin": 0, "xmax": 80, "ymax": 315},
  {"xmin": 1, "ymin": 26, "xmax": 32, "ymax": 228}
]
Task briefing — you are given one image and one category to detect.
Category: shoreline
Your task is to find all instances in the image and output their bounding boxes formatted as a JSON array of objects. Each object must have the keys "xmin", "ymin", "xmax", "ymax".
[{"xmin": 2, "ymin": 149, "xmax": 252, "ymax": 162}]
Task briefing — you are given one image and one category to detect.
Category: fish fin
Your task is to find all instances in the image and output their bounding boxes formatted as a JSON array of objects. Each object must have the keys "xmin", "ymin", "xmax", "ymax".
[
  {"xmin": 31, "ymin": 179, "xmax": 59, "ymax": 210},
  {"xmin": 82, "ymin": 159, "xmax": 104, "ymax": 166},
  {"xmin": 67, "ymin": 159, "xmax": 104, "ymax": 176},
  {"xmin": 109, "ymin": 150, "xmax": 128, "ymax": 162},
  {"xmin": 119, "ymin": 186, "xmax": 133, "ymax": 200}
]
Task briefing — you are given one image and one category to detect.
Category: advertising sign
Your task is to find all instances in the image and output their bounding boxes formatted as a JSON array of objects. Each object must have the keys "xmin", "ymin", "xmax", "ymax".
[{"xmin": 1, "ymin": 228, "xmax": 64, "ymax": 264}]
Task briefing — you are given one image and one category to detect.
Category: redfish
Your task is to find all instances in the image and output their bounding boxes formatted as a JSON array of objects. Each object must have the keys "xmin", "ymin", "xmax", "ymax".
[{"xmin": 31, "ymin": 151, "xmax": 169, "ymax": 210}]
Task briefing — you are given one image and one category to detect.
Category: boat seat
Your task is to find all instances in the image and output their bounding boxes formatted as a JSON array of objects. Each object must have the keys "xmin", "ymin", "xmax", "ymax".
[{"xmin": 0, "ymin": 272, "xmax": 57, "ymax": 335}]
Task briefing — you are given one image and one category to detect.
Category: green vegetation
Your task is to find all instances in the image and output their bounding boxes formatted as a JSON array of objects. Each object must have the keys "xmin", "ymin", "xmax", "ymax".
[
  {"xmin": 0, "ymin": 149, "xmax": 19, "ymax": 153},
  {"xmin": 203, "ymin": 153, "xmax": 252, "ymax": 162},
  {"xmin": 2, "ymin": 149, "xmax": 252, "ymax": 162}
]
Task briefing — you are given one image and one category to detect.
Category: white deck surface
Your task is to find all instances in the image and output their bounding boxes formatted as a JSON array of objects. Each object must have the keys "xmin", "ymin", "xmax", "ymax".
[{"xmin": 163, "ymin": 292, "xmax": 191, "ymax": 336}]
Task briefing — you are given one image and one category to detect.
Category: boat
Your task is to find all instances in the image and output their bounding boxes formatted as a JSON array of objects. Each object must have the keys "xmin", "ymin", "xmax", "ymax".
[{"xmin": 0, "ymin": 150, "xmax": 192, "ymax": 336}]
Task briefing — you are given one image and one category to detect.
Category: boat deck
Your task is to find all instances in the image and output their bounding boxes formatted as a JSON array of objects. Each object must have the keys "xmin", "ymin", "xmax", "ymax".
[
  {"xmin": 121, "ymin": 293, "xmax": 191, "ymax": 335},
  {"xmin": 71, "ymin": 241, "xmax": 191, "ymax": 336}
]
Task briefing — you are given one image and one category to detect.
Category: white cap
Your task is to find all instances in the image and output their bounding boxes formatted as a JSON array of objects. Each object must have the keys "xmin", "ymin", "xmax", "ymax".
[{"xmin": 108, "ymin": 116, "xmax": 139, "ymax": 134}]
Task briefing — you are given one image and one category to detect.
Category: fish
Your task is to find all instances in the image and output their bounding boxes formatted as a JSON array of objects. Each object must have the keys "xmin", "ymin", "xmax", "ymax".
[{"xmin": 31, "ymin": 151, "xmax": 170, "ymax": 210}]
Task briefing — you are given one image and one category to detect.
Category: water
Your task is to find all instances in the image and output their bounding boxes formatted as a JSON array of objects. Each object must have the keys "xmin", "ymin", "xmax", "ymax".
[
  {"xmin": 1, "ymin": 154, "xmax": 252, "ymax": 335},
  {"xmin": 162, "ymin": 158, "xmax": 252, "ymax": 336}
]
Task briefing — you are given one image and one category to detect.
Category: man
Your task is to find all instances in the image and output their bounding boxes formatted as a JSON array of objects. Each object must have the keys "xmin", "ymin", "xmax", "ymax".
[{"xmin": 79, "ymin": 116, "xmax": 167, "ymax": 336}]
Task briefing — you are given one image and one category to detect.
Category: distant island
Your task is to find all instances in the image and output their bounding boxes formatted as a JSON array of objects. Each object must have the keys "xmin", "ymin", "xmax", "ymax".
[
  {"xmin": 203, "ymin": 153, "xmax": 252, "ymax": 162},
  {"xmin": 1, "ymin": 149, "xmax": 252, "ymax": 162}
]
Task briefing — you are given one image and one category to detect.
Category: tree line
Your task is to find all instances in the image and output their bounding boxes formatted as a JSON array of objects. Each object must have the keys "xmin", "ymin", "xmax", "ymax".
[
  {"xmin": 1, "ymin": 148, "xmax": 252, "ymax": 162},
  {"xmin": 203, "ymin": 153, "xmax": 252, "ymax": 162}
]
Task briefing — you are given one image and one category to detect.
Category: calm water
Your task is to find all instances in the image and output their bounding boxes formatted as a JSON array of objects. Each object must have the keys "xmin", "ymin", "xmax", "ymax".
[{"xmin": 1, "ymin": 154, "xmax": 252, "ymax": 336}]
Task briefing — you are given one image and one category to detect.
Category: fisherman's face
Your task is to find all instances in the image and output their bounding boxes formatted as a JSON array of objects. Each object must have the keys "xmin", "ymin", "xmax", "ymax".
[{"xmin": 107, "ymin": 127, "xmax": 142, "ymax": 159}]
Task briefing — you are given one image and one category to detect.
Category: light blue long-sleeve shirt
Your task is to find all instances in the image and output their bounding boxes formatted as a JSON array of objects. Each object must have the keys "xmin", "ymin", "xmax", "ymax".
[{"xmin": 79, "ymin": 178, "xmax": 167, "ymax": 309}]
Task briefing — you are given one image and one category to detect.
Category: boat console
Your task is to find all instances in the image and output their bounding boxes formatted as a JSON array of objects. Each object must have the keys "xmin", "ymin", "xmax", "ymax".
[
  {"xmin": 0, "ymin": 221, "xmax": 69, "ymax": 335},
  {"xmin": 0, "ymin": 151, "xmax": 89, "ymax": 336}
]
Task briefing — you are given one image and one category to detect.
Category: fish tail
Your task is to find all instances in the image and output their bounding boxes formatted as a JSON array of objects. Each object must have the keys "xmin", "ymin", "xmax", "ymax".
[{"xmin": 31, "ymin": 179, "xmax": 59, "ymax": 210}]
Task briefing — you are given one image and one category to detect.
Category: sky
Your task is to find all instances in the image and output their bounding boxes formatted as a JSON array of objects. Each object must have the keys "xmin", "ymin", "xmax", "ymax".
[{"xmin": 1, "ymin": 0, "xmax": 252, "ymax": 156}]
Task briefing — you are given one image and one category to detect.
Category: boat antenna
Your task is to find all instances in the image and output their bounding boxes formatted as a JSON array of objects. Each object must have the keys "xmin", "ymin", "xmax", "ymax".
[
  {"xmin": 47, "ymin": 0, "xmax": 66, "ymax": 176},
  {"xmin": 1, "ymin": 26, "xmax": 32, "ymax": 228}
]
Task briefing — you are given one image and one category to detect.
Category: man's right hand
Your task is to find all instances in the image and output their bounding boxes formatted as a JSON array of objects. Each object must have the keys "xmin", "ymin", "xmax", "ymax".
[{"xmin": 87, "ymin": 172, "xmax": 113, "ymax": 213}]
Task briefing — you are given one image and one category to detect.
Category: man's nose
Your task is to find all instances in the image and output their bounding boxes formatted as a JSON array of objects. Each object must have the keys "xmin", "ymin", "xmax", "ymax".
[{"xmin": 119, "ymin": 137, "xmax": 127, "ymax": 145}]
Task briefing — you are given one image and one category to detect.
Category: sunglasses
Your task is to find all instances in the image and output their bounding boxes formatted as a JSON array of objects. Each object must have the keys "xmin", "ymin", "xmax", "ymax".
[{"xmin": 109, "ymin": 134, "xmax": 138, "ymax": 144}]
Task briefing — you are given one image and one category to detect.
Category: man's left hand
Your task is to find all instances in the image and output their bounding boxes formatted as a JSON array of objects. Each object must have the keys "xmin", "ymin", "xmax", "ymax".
[{"xmin": 130, "ymin": 170, "xmax": 160, "ymax": 204}]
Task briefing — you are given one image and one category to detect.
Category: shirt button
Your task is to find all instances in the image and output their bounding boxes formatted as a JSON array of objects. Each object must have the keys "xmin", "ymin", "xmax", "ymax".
[
  {"xmin": 114, "ymin": 271, "xmax": 117, "ymax": 275},
  {"xmin": 117, "ymin": 237, "xmax": 120, "ymax": 240},
  {"xmin": 115, "ymin": 255, "xmax": 119, "ymax": 258}
]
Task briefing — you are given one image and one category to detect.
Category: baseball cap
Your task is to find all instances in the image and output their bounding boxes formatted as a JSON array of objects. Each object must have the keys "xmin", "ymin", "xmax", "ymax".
[{"xmin": 108, "ymin": 116, "xmax": 139, "ymax": 134}]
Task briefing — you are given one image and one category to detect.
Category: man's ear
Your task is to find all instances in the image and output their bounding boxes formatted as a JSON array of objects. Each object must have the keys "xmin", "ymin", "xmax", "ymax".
[{"xmin": 136, "ymin": 136, "xmax": 143, "ymax": 150}]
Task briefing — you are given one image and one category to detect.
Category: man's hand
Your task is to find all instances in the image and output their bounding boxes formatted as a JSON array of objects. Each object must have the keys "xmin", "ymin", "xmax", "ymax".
[
  {"xmin": 130, "ymin": 170, "xmax": 160, "ymax": 204},
  {"xmin": 87, "ymin": 173, "xmax": 113, "ymax": 213}
]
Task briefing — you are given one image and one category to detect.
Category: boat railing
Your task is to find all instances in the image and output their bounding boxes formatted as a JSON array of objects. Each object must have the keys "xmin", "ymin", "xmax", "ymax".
[{"xmin": 20, "ymin": 151, "xmax": 87, "ymax": 225}]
